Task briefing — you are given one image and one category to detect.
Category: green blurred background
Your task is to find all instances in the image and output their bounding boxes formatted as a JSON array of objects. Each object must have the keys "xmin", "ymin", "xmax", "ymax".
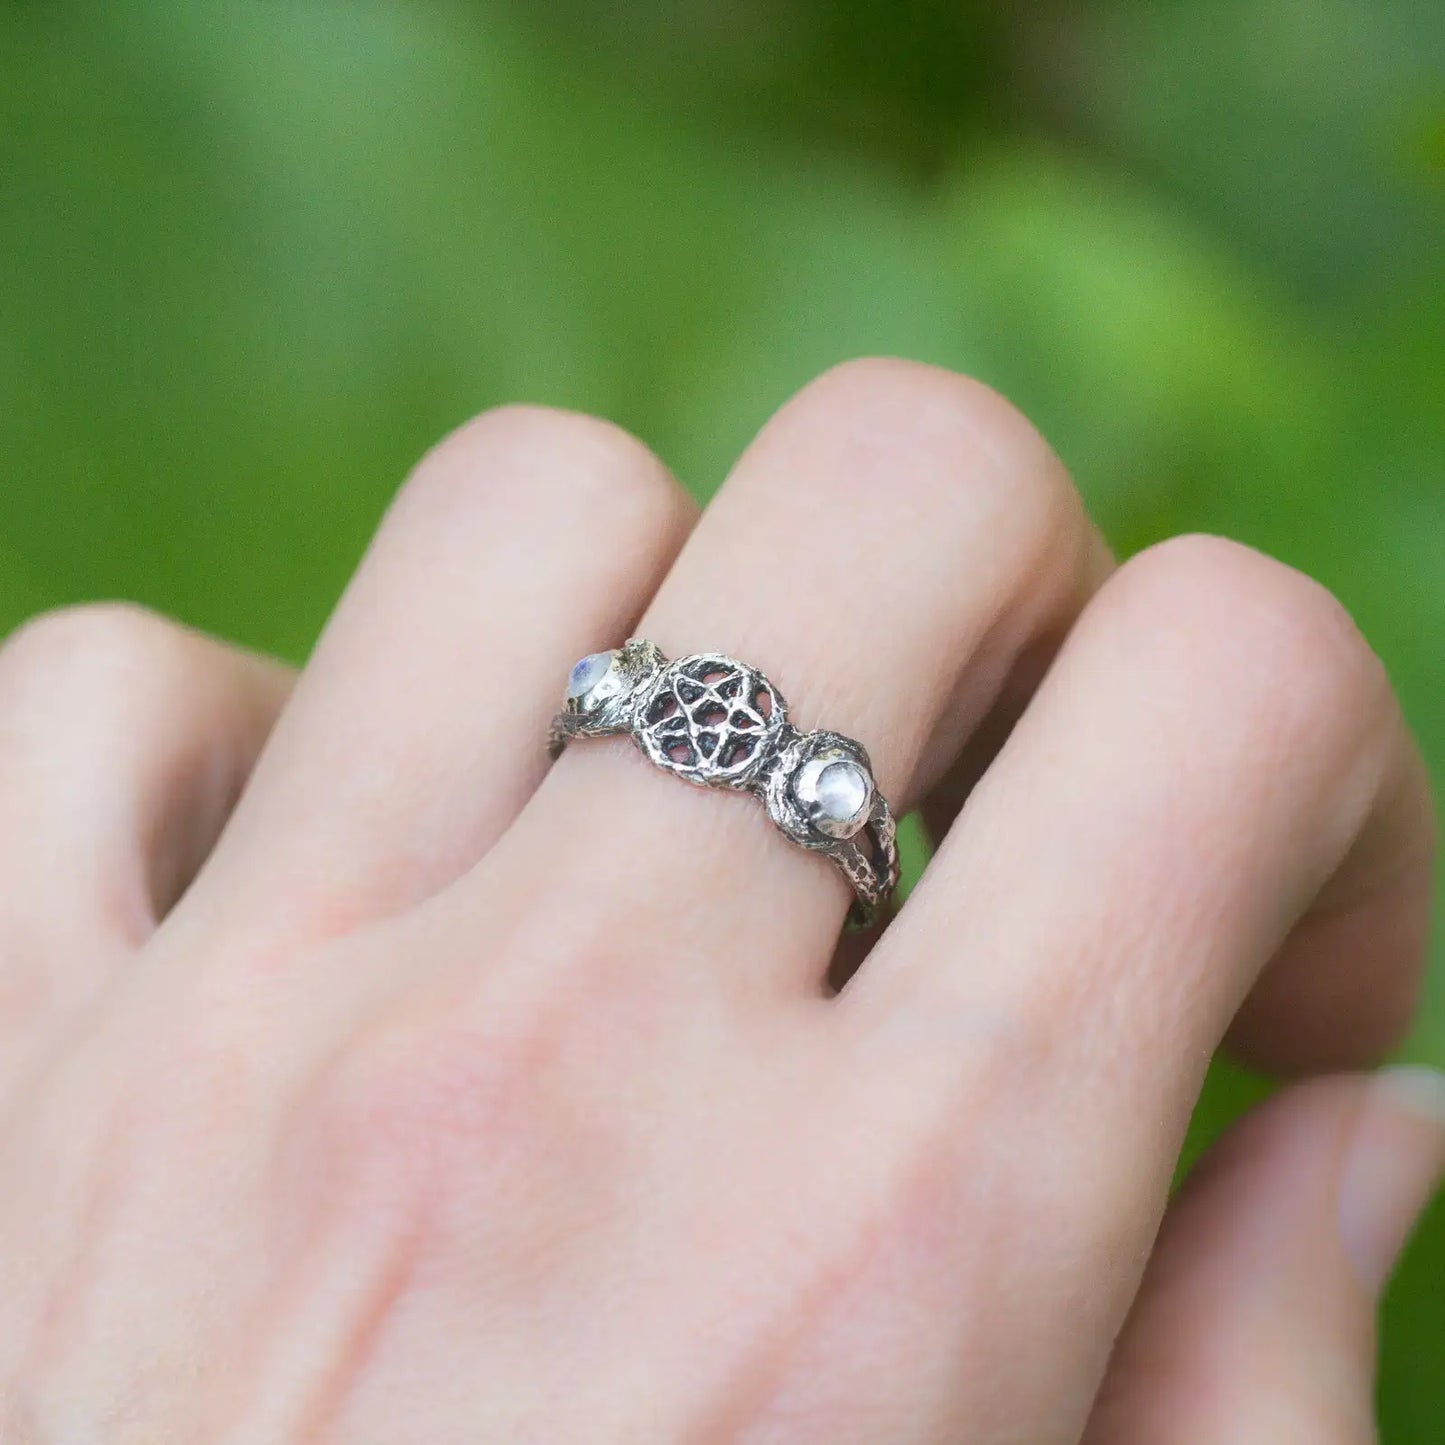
[{"xmin": 2, "ymin": 0, "xmax": 1442, "ymax": 1432}]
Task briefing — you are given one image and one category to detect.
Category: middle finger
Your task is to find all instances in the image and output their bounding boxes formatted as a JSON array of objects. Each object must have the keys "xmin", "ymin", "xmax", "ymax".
[{"xmin": 184, "ymin": 406, "xmax": 694, "ymax": 948}]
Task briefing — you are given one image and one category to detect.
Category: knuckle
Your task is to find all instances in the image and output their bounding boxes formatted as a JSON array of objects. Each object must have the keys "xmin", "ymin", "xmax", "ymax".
[
  {"xmin": 784, "ymin": 358, "xmax": 1083, "ymax": 564},
  {"xmin": 296, "ymin": 986, "xmax": 629, "ymax": 1295},
  {"xmin": 146, "ymin": 1015, "xmax": 266, "ymax": 1145},
  {"xmin": 305, "ymin": 1004, "xmax": 561, "ymax": 1209},
  {"xmin": 0, "ymin": 602, "xmax": 193, "ymax": 694},
  {"xmin": 403, "ymin": 403, "xmax": 692, "ymax": 538},
  {"xmin": 793, "ymin": 358, "xmax": 1054, "ymax": 472},
  {"xmin": 72, "ymin": 998, "xmax": 270, "ymax": 1185},
  {"xmin": 1108, "ymin": 533, "xmax": 1391, "ymax": 748}
]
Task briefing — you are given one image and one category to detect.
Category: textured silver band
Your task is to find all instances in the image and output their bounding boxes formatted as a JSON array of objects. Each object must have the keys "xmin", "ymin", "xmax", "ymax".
[{"xmin": 548, "ymin": 639, "xmax": 899, "ymax": 928}]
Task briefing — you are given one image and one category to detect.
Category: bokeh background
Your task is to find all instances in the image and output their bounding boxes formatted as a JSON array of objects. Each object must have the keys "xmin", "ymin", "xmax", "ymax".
[{"xmin": 2, "ymin": 0, "xmax": 1442, "ymax": 1432}]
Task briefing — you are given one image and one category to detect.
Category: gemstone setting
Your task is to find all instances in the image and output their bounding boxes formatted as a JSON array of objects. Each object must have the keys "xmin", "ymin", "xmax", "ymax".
[
  {"xmin": 565, "ymin": 650, "xmax": 625, "ymax": 712},
  {"xmin": 815, "ymin": 760, "xmax": 869, "ymax": 823},
  {"xmin": 791, "ymin": 749, "xmax": 874, "ymax": 839}
]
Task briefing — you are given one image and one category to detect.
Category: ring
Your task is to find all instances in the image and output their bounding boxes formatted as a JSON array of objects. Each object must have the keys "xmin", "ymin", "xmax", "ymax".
[{"xmin": 548, "ymin": 639, "xmax": 900, "ymax": 928}]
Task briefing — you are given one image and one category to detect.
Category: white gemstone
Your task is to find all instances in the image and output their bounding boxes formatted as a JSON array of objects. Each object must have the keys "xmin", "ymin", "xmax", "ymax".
[
  {"xmin": 814, "ymin": 760, "xmax": 869, "ymax": 824},
  {"xmin": 567, "ymin": 651, "xmax": 615, "ymax": 701}
]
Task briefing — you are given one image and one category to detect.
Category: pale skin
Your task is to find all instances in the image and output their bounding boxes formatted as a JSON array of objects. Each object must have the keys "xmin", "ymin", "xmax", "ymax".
[{"xmin": 0, "ymin": 359, "xmax": 1440, "ymax": 1442}]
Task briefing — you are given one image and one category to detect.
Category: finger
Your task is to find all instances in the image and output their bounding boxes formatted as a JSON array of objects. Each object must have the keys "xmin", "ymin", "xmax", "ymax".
[
  {"xmin": 1084, "ymin": 1069, "xmax": 1445, "ymax": 1444},
  {"xmin": 0, "ymin": 604, "xmax": 288, "ymax": 1055},
  {"xmin": 495, "ymin": 359, "xmax": 1110, "ymax": 998},
  {"xmin": 1224, "ymin": 722, "xmax": 1436, "ymax": 1071},
  {"xmin": 843, "ymin": 538, "xmax": 1434, "ymax": 1426},
  {"xmin": 857, "ymin": 535, "xmax": 1434, "ymax": 1075},
  {"xmin": 187, "ymin": 407, "xmax": 695, "ymax": 946}
]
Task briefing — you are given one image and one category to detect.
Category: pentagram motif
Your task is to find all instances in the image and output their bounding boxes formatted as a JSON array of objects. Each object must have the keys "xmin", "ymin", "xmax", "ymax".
[{"xmin": 638, "ymin": 653, "xmax": 786, "ymax": 787}]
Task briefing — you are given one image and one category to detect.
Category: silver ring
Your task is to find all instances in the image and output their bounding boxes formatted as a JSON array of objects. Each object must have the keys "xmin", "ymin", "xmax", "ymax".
[{"xmin": 548, "ymin": 639, "xmax": 899, "ymax": 928}]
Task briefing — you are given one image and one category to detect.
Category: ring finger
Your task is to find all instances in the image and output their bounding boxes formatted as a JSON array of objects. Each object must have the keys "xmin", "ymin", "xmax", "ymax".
[{"xmin": 491, "ymin": 358, "xmax": 1111, "ymax": 998}]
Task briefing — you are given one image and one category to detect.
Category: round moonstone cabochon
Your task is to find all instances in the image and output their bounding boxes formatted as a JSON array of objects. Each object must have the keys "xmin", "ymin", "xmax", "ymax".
[
  {"xmin": 566, "ymin": 650, "xmax": 616, "ymax": 704},
  {"xmin": 815, "ymin": 760, "xmax": 869, "ymax": 825},
  {"xmin": 792, "ymin": 750, "xmax": 873, "ymax": 839}
]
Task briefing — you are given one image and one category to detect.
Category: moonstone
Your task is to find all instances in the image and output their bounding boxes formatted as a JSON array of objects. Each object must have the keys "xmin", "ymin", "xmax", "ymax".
[
  {"xmin": 566, "ymin": 651, "xmax": 615, "ymax": 700},
  {"xmin": 814, "ymin": 760, "xmax": 868, "ymax": 824}
]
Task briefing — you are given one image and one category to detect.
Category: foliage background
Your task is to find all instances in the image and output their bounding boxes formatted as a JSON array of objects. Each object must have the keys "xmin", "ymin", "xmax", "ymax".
[{"xmin": 2, "ymin": 0, "xmax": 1442, "ymax": 1432}]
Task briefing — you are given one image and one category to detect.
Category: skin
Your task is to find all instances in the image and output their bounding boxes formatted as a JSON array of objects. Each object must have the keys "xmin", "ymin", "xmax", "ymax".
[{"xmin": 0, "ymin": 358, "xmax": 1439, "ymax": 1442}]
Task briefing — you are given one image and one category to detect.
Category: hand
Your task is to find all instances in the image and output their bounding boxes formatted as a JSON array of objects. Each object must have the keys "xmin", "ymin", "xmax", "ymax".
[{"xmin": 0, "ymin": 360, "xmax": 1438, "ymax": 1442}]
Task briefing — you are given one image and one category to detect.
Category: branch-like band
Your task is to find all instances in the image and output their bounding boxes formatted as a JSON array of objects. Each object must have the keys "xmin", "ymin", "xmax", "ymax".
[{"xmin": 548, "ymin": 639, "xmax": 899, "ymax": 928}]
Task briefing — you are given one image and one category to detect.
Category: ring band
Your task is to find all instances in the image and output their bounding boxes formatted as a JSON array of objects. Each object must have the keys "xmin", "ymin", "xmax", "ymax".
[{"xmin": 548, "ymin": 639, "xmax": 899, "ymax": 927}]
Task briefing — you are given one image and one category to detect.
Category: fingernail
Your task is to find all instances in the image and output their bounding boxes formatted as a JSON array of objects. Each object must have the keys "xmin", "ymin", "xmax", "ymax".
[{"xmin": 1338, "ymin": 1065, "xmax": 1445, "ymax": 1295}]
